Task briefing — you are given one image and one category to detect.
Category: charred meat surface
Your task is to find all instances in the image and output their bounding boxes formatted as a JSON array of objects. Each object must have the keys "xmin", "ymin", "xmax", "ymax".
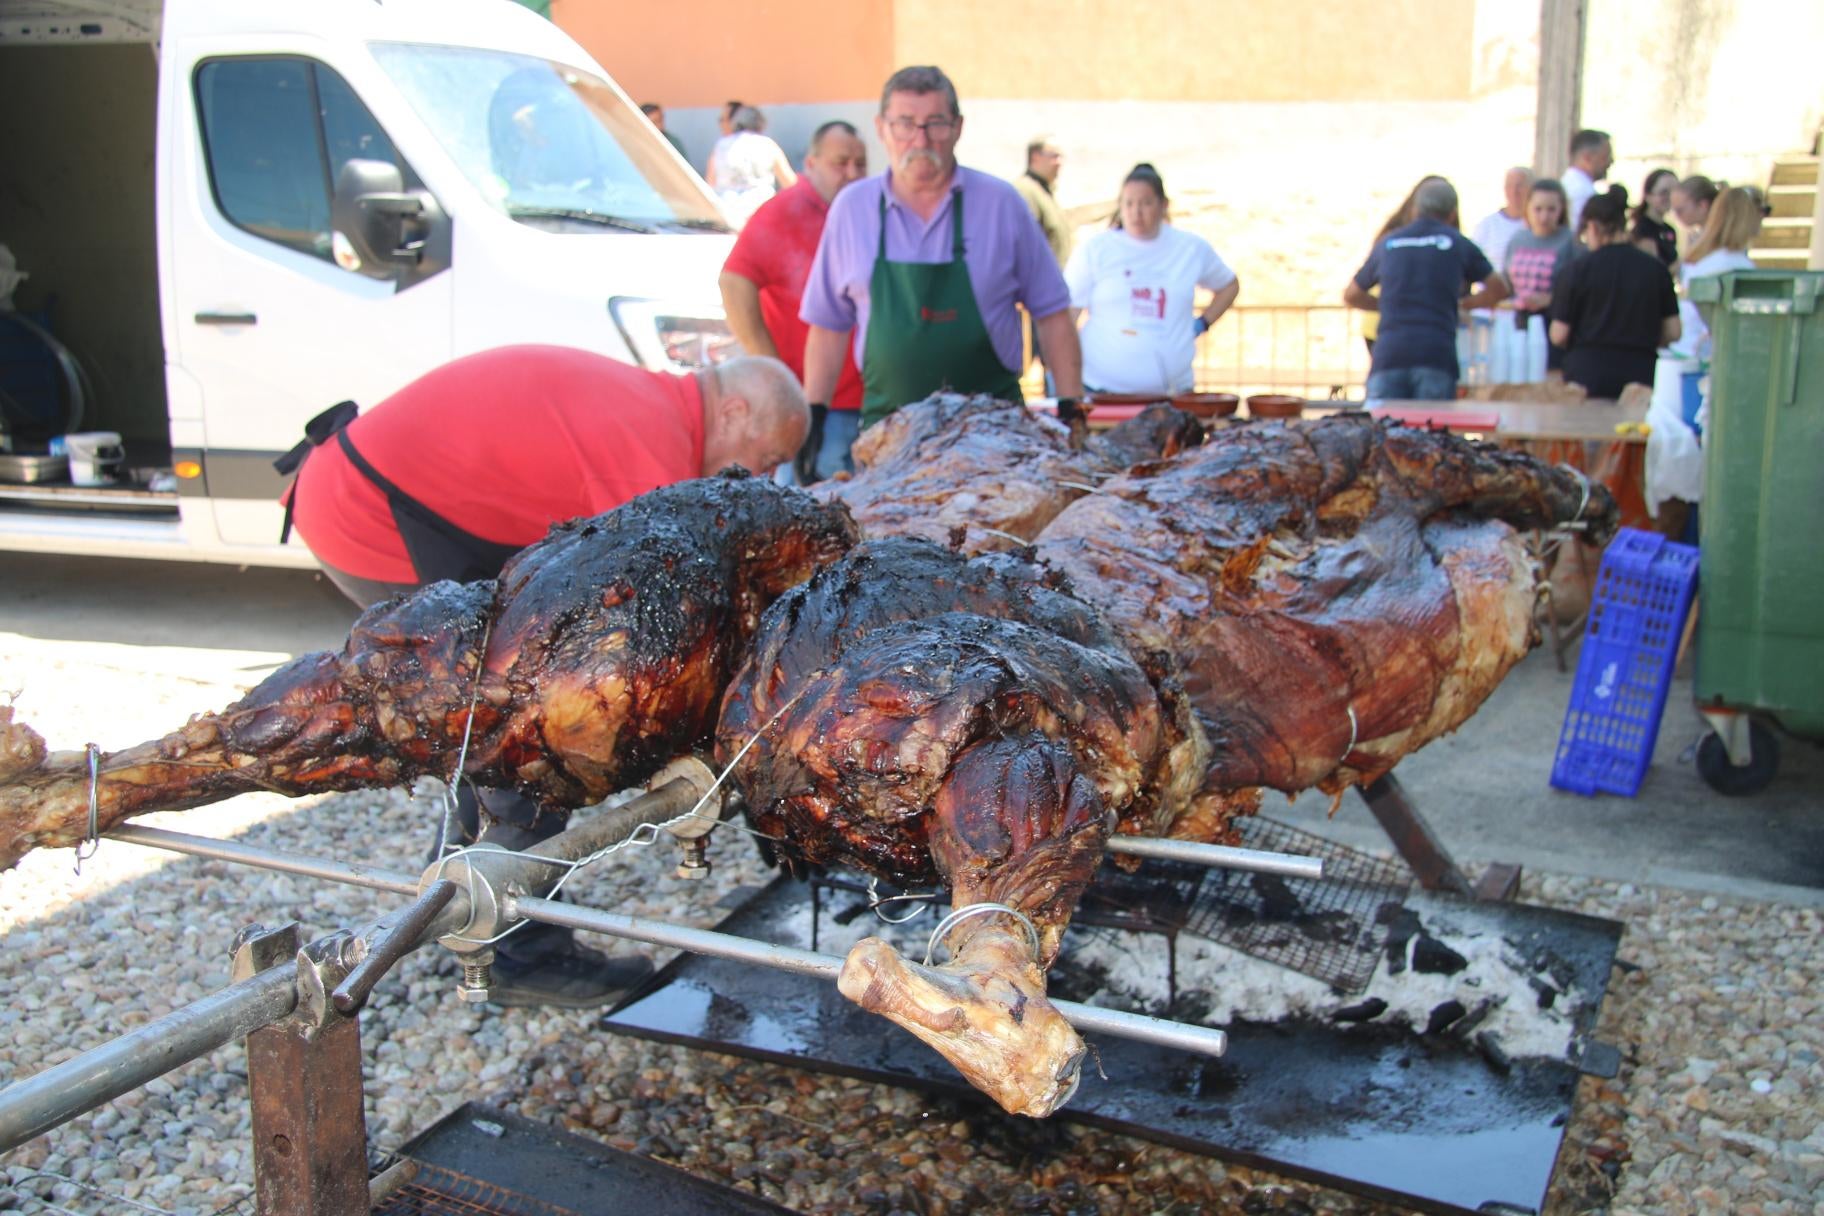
[
  {"xmin": 820, "ymin": 394, "xmax": 1204, "ymax": 554},
  {"xmin": 0, "ymin": 474, "xmax": 858, "ymax": 870},
  {"xmin": 1035, "ymin": 415, "xmax": 1617, "ymax": 801}
]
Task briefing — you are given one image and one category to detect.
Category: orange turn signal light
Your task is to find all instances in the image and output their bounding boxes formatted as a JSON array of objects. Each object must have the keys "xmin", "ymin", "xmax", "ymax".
[{"xmin": 174, "ymin": 460, "xmax": 203, "ymax": 479}]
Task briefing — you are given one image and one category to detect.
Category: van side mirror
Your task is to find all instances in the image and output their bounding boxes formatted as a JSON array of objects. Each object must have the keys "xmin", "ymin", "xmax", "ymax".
[{"xmin": 332, "ymin": 159, "xmax": 450, "ymax": 284}]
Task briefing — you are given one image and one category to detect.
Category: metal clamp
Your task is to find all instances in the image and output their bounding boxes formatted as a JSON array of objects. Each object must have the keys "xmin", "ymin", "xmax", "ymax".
[{"xmin": 922, "ymin": 902, "xmax": 1041, "ymax": 967}]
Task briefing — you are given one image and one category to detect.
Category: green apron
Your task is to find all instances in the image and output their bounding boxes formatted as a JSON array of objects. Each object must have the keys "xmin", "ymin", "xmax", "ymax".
[{"xmin": 861, "ymin": 188, "xmax": 1022, "ymax": 428}]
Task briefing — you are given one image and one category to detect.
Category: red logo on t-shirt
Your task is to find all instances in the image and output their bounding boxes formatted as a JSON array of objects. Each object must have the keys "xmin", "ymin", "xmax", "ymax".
[{"xmin": 919, "ymin": 306, "xmax": 958, "ymax": 323}]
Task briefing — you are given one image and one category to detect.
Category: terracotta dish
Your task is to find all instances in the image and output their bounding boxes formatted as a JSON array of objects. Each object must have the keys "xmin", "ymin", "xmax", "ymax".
[
  {"xmin": 1170, "ymin": 392, "xmax": 1240, "ymax": 419},
  {"xmin": 1084, "ymin": 391, "xmax": 1170, "ymax": 406},
  {"xmin": 1246, "ymin": 394, "xmax": 1306, "ymax": 419}
]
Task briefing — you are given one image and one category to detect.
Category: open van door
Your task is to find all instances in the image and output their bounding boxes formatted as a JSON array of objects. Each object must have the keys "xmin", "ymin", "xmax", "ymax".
[{"xmin": 160, "ymin": 22, "xmax": 454, "ymax": 550}]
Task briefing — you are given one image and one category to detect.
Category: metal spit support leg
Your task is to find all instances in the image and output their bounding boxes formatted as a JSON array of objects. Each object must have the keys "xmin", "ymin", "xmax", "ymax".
[
  {"xmin": 1355, "ymin": 774, "xmax": 1521, "ymax": 901},
  {"xmin": 231, "ymin": 924, "xmax": 372, "ymax": 1216}
]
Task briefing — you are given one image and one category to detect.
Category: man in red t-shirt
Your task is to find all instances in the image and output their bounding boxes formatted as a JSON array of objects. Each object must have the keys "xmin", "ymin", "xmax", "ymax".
[
  {"xmin": 287, "ymin": 345, "xmax": 807, "ymax": 599},
  {"xmin": 278, "ymin": 345, "xmax": 806, "ymax": 1008},
  {"xmin": 720, "ymin": 119, "xmax": 868, "ymax": 483}
]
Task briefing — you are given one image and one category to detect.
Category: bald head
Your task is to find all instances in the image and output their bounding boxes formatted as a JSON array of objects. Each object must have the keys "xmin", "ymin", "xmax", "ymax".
[
  {"xmin": 700, "ymin": 356, "xmax": 809, "ymax": 477},
  {"xmin": 1415, "ymin": 178, "xmax": 1459, "ymax": 222}
]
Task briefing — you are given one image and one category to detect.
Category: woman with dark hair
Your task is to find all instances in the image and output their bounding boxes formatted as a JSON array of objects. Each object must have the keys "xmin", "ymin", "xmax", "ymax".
[
  {"xmin": 1670, "ymin": 175, "xmax": 1719, "ymax": 244},
  {"xmin": 1549, "ymin": 187, "xmax": 1680, "ymax": 398},
  {"xmin": 1064, "ymin": 163, "xmax": 1240, "ymax": 395},
  {"xmin": 1501, "ymin": 178, "xmax": 1577, "ymax": 371},
  {"xmin": 1630, "ymin": 168, "xmax": 1680, "ymax": 265}
]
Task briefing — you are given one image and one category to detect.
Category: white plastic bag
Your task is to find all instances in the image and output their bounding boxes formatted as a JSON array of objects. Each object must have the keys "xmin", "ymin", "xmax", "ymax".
[{"xmin": 1645, "ymin": 356, "xmax": 1704, "ymax": 515}]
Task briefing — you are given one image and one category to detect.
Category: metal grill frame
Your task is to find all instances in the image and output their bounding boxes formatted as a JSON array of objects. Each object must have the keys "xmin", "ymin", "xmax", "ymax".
[{"xmin": 1183, "ymin": 817, "xmax": 1412, "ymax": 994}]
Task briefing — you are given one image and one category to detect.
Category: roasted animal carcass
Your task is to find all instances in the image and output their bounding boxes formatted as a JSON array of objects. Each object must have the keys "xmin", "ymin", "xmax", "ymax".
[
  {"xmin": 717, "ymin": 414, "xmax": 1614, "ymax": 1117},
  {"xmin": 0, "ymin": 474, "xmax": 858, "ymax": 869},
  {"xmin": 1034, "ymin": 415, "xmax": 1615, "ymax": 803},
  {"xmin": 817, "ymin": 394, "xmax": 1203, "ymax": 553}
]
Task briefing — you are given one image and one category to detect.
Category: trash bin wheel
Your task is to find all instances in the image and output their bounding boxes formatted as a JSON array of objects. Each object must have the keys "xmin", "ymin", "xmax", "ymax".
[{"xmin": 1696, "ymin": 720, "xmax": 1780, "ymax": 796}]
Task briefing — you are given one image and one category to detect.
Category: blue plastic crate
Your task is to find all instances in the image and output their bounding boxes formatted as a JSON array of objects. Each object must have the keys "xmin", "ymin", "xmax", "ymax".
[{"xmin": 1550, "ymin": 529, "xmax": 1700, "ymax": 797}]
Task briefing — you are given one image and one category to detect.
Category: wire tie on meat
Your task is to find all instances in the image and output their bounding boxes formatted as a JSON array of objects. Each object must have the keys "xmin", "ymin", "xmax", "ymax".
[
  {"xmin": 922, "ymin": 902, "xmax": 1041, "ymax": 967},
  {"xmin": 436, "ymin": 619, "xmax": 494, "ymax": 859},
  {"xmin": 868, "ymin": 874, "xmax": 940, "ymax": 924},
  {"xmin": 73, "ymin": 743, "xmax": 102, "ymax": 875},
  {"xmin": 974, "ymin": 527, "xmax": 1032, "ymax": 547},
  {"xmin": 435, "ymin": 687, "xmax": 810, "ymax": 947},
  {"xmin": 1558, "ymin": 463, "xmax": 1591, "ymax": 526},
  {"xmin": 1341, "ymin": 705, "xmax": 1359, "ymax": 763},
  {"xmin": 1056, "ymin": 481, "xmax": 1099, "ymax": 494}
]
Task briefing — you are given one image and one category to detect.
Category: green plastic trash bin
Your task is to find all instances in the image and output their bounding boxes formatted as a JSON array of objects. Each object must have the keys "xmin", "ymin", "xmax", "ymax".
[{"xmin": 1686, "ymin": 270, "xmax": 1824, "ymax": 792}]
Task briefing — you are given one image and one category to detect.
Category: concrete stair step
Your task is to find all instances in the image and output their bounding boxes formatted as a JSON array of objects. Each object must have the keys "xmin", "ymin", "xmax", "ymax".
[
  {"xmin": 1767, "ymin": 185, "xmax": 1815, "ymax": 218},
  {"xmin": 1755, "ymin": 218, "xmax": 1814, "ymax": 249},
  {"xmin": 1770, "ymin": 157, "xmax": 1820, "ymax": 187},
  {"xmin": 1748, "ymin": 249, "xmax": 1810, "ymax": 271}
]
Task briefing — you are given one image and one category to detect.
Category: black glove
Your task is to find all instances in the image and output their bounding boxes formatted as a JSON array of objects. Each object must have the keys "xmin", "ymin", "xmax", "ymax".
[{"xmin": 794, "ymin": 403, "xmax": 828, "ymax": 484}]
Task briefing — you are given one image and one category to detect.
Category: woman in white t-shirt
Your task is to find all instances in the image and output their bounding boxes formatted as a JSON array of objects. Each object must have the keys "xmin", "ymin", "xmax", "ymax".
[
  {"xmin": 706, "ymin": 105, "xmax": 796, "ymax": 230},
  {"xmin": 1065, "ymin": 163, "xmax": 1240, "ymax": 395},
  {"xmin": 1677, "ymin": 186, "xmax": 1761, "ymax": 359}
]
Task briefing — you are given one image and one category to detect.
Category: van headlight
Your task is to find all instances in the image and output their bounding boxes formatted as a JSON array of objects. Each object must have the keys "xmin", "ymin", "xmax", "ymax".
[{"xmin": 610, "ymin": 297, "xmax": 742, "ymax": 371}]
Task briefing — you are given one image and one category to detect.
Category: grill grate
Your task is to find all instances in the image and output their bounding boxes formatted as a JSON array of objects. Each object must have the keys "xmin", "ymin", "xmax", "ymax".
[
  {"xmin": 1181, "ymin": 817, "xmax": 1412, "ymax": 994},
  {"xmin": 374, "ymin": 1165, "xmax": 585, "ymax": 1216}
]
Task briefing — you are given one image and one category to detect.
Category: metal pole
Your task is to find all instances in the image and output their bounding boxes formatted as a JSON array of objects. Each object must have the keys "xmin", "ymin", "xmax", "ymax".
[
  {"xmin": 515, "ymin": 894, "xmax": 1229, "ymax": 1059},
  {"xmin": 1105, "ymin": 835, "xmax": 1323, "ymax": 880},
  {"xmin": 0, "ymin": 966, "xmax": 298, "ymax": 1153},
  {"xmin": 110, "ymin": 825, "xmax": 420, "ymax": 896}
]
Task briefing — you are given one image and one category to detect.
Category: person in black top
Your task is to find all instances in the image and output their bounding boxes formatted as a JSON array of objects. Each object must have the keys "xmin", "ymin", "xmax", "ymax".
[
  {"xmin": 1550, "ymin": 187, "xmax": 1681, "ymax": 399},
  {"xmin": 1629, "ymin": 168, "xmax": 1680, "ymax": 267}
]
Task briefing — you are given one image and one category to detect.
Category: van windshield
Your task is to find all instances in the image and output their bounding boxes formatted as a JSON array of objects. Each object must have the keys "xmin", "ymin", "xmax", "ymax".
[{"xmin": 370, "ymin": 44, "xmax": 728, "ymax": 233}]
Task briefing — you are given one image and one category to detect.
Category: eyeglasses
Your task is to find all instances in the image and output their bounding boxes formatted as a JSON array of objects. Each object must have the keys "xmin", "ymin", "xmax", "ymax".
[{"xmin": 884, "ymin": 116, "xmax": 958, "ymax": 139}]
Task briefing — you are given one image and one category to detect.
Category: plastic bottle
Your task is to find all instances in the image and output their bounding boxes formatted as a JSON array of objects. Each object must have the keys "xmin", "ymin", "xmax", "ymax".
[{"xmin": 1525, "ymin": 314, "xmax": 1548, "ymax": 382}]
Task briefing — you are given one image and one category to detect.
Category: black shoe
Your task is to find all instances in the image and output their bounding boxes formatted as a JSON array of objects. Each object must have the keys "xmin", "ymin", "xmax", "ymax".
[{"xmin": 488, "ymin": 944, "xmax": 654, "ymax": 1010}]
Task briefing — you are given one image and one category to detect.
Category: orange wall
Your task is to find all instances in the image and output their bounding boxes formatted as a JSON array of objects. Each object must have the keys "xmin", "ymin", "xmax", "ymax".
[
  {"xmin": 555, "ymin": 0, "xmax": 1476, "ymax": 108},
  {"xmin": 552, "ymin": 0, "xmax": 895, "ymax": 108}
]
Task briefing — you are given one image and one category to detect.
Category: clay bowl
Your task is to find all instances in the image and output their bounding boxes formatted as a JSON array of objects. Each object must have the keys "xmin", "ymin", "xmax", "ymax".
[
  {"xmin": 1246, "ymin": 394, "xmax": 1307, "ymax": 420},
  {"xmin": 1171, "ymin": 392, "xmax": 1240, "ymax": 419},
  {"xmin": 1085, "ymin": 391, "xmax": 1170, "ymax": 406}
]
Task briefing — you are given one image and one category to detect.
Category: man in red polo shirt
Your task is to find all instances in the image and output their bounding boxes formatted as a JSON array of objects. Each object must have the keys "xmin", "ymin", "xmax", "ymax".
[
  {"xmin": 719, "ymin": 119, "xmax": 868, "ymax": 483},
  {"xmin": 279, "ymin": 345, "xmax": 807, "ymax": 1008}
]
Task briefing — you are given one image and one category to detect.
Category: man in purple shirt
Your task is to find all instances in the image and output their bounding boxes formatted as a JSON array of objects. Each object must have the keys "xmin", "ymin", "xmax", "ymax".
[{"xmin": 799, "ymin": 64, "xmax": 1082, "ymax": 440}]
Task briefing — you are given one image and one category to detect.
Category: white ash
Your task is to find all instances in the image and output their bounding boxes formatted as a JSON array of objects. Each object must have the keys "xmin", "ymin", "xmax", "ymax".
[{"xmin": 761, "ymin": 885, "xmax": 1583, "ymax": 1061}]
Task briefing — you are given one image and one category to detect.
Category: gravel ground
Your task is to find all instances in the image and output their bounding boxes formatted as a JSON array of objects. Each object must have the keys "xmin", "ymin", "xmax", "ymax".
[{"xmin": 2, "ymin": 646, "xmax": 1820, "ymax": 1216}]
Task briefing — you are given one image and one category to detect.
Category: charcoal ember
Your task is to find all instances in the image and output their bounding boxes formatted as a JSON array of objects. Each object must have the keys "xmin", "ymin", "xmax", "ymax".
[
  {"xmin": 1423, "ymin": 998, "xmax": 1468, "ymax": 1035},
  {"xmin": 1330, "ymin": 997, "xmax": 1389, "ymax": 1023},
  {"xmin": 1379, "ymin": 906, "xmax": 1423, "ymax": 974},
  {"xmin": 1411, "ymin": 932, "xmax": 1468, "ymax": 975},
  {"xmin": 1477, "ymin": 1030, "xmax": 1513, "ymax": 1074}
]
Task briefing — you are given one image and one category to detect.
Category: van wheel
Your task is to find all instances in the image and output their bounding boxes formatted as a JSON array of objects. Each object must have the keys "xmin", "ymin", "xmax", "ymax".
[{"xmin": 1695, "ymin": 721, "xmax": 1780, "ymax": 796}]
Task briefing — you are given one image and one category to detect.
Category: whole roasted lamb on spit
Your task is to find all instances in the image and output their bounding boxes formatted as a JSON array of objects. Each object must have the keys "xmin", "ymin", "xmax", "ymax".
[
  {"xmin": 0, "ymin": 400, "xmax": 1611, "ymax": 1119},
  {"xmin": 718, "ymin": 405, "xmax": 1613, "ymax": 1114}
]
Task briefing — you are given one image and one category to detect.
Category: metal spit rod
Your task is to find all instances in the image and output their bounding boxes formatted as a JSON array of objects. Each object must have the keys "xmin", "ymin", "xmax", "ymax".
[
  {"xmin": 103, "ymin": 825, "xmax": 1228, "ymax": 1057},
  {"xmin": 0, "ymin": 964, "xmax": 298, "ymax": 1153},
  {"xmin": 516, "ymin": 893, "xmax": 1229, "ymax": 1058},
  {"xmin": 1105, "ymin": 834, "xmax": 1323, "ymax": 880}
]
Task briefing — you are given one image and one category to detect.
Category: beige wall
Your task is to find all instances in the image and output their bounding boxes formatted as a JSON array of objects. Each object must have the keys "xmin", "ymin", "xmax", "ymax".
[
  {"xmin": 1581, "ymin": 0, "xmax": 1824, "ymax": 186},
  {"xmin": 894, "ymin": 0, "xmax": 1475, "ymax": 102},
  {"xmin": 557, "ymin": 0, "xmax": 1479, "ymax": 107}
]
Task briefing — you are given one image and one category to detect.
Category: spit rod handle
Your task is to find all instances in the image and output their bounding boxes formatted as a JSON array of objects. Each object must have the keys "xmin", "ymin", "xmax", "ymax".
[{"xmin": 331, "ymin": 879, "xmax": 460, "ymax": 1016}]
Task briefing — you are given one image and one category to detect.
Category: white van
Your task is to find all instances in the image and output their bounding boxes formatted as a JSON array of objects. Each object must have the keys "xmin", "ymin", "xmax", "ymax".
[{"xmin": 0, "ymin": 0, "xmax": 736, "ymax": 567}]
